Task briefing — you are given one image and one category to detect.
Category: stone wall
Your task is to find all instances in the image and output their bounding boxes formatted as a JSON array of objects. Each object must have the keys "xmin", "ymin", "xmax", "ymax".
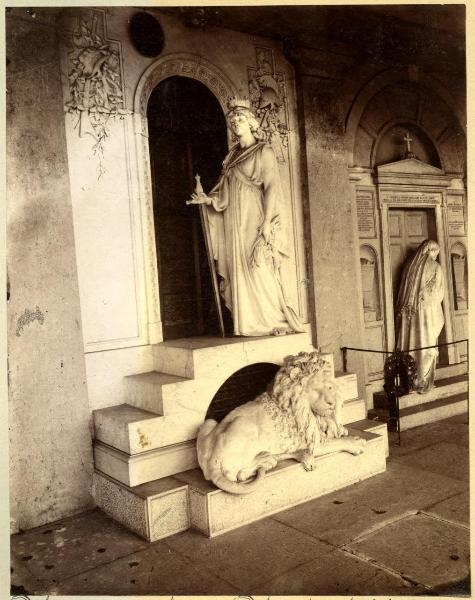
[
  {"xmin": 7, "ymin": 9, "xmax": 94, "ymax": 530},
  {"xmin": 293, "ymin": 38, "xmax": 466, "ymax": 389}
]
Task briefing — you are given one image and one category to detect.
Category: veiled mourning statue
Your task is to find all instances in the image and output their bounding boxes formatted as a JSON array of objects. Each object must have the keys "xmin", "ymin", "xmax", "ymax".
[{"xmin": 395, "ymin": 239, "xmax": 445, "ymax": 393}]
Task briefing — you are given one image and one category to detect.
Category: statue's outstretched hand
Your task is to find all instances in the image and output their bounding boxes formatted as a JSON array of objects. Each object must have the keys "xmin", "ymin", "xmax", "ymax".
[{"xmin": 186, "ymin": 192, "xmax": 211, "ymax": 206}]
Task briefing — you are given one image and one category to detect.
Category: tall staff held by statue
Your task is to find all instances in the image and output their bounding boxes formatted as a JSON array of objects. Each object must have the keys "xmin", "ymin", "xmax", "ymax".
[
  {"xmin": 187, "ymin": 96, "xmax": 304, "ymax": 338},
  {"xmin": 186, "ymin": 173, "xmax": 225, "ymax": 337}
]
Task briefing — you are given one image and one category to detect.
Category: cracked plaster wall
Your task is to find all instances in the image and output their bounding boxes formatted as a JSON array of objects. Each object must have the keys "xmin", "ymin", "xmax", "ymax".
[{"xmin": 7, "ymin": 9, "xmax": 94, "ymax": 530}]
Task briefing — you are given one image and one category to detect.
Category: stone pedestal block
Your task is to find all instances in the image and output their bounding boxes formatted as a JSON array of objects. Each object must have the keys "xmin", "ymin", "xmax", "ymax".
[{"xmin": 92, "ymin": 471, "xmax": 190, "ymax": 542}]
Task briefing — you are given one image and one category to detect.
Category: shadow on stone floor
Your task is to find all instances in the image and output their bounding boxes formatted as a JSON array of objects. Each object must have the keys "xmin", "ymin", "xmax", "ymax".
[{"xmin": 10, "ymin": 414, "xmax": 470, "ymax": 596}]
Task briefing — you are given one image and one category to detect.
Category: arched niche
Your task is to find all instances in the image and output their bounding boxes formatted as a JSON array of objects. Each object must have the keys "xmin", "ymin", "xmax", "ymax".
[
  {"xmin": 450, "ymin": 242, "xmax": 468, "ymax": 311},
  {"xmin": 360, "ymin": 245, "xmax": 382, "ymax": 322},
  {"xmin": 131, "ymin": 54, "xmax": 237, "ymax": 342},
  {"xmin": 350, "ymin": 80, "xmax": 465, "ymax": 174},
  {"xmin": 205, "ymin": 363, "xmax": 280, "ymax": 422},
  {"xmin": 373, "ymin": 122, "xmax": 441, "ymax": 168}
]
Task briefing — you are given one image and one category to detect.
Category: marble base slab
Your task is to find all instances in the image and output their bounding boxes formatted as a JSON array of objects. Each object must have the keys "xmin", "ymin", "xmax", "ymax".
[
  {"xmin": 92, "ymin": 471, "xmax": 190, "ymax": 542},
  {"xmin": 174, "ymin": 427, "xmax": 386, "ymax": 537},
  {"xmin": 94, "ymin": 439, "xmax": 198, "ymax": 486}
]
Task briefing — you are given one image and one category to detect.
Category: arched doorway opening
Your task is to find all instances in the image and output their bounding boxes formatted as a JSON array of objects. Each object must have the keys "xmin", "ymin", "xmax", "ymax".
[{"xmin": 147, "ymin": 76, "xmax": 229, "ymax": 340}]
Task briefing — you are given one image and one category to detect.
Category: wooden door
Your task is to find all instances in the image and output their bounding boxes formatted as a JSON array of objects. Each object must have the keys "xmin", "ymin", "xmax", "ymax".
[
  {"xmin": 147, "ymin": 76, "xmax": 228, "ymax": 340},
  {"xmin": 388, "ymin": 208, "xmax": 437, "ymax": 301}
]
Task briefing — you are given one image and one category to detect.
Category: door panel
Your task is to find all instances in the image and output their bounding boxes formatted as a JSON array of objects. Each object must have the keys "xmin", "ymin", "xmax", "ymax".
[
  {"xmin": 389, "ymin": 209, "xmax": 436, "ymax": 300},
  {"xmin": 147, "ymin": 76, "xmax": 228, "ymax": 340}
]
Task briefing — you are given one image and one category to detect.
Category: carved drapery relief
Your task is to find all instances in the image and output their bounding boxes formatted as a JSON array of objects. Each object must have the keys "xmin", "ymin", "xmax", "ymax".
[
  {"xmin": 65, "ymin": 10, "xmax": 130, "ymax": 178},
  {"xmin": 248, "ymin": 46, "xmax": 289, "ymax": 163}
]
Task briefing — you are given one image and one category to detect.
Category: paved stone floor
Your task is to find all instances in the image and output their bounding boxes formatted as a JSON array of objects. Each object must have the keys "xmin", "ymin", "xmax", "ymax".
[{"xmin": 11, "ymin": 414, "xmax": 470, "ymax": 596}]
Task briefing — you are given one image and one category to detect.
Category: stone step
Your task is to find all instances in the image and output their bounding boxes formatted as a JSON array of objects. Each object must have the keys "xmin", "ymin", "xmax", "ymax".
[
  {"xmin": 152, "ymin": 331, "xmax": 319, "ymax": 379},
  {"xmin": 366, "ymin": 362, "xmax": 468, "ymax": 405},
  {"xmin": 93, "ymin": 398, "xmax": 367, "ymax": 483},
  {"xmin": 341, "ymin": 398, "xmax": 366, "ymax": 424},
  {"xmin": 93, "ymin": 403, "xmax": 202, "ymax": 454},
  {"xmin": 124, "ymin": 369, "xmax": 359, "ymax": 416},
  {"xmin": 174, "ymin": 426, "xmax": 385, "ymax": 538},
  {"xmin": 93, "ymin": 439, "xmax": 198, "ymax": 487},
  {"xmin": 93, "ymin": 420, "xmax": 386, "ymax": 541},
  {"xmin": 374, "ymin": 374, "xmax": 468, "ymax": 411},
  {"xmin": 92, "ymin": 471, "xmax": 190, "ymax": 542},
  {"xmin": 124, "ymin": 371, "xmax": 198, "ymax": 414},
  {"xmin": 335, "ymin": 371, "xmax": 358, "ymax": 402},
  {"xmin": 435, "ymin": 362, "xmax": 467, "ymax": 380},
  {"xmin": 369, "ymin": 392, "xmax": 468, "ymax": 432},
  {"xmin": 397, "ymin": 393, "xmax": 468, "ymax": 431}
]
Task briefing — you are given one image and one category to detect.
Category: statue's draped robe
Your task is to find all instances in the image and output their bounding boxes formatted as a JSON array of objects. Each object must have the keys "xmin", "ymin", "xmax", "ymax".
[
  {"xmin": 205, "ymin": 142, "xmax": 304, "ymax": 336},
  {"xmin": 396, "ymin": 250, "xmax": 445, "ymax": 392}
]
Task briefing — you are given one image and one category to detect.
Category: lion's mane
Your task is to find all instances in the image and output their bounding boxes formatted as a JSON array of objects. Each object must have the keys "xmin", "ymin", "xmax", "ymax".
[{"xmin": 268, "ymin": 351, "xmax": 341, "ymax": 455}]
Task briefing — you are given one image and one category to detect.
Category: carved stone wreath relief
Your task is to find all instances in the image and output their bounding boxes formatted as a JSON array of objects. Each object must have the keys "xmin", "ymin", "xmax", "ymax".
[
  {"xmin": 65, "ymin": 10, "xmax": 130, "ymax": 178},
  {"xmin": 248, "ymin": 46, "xmax": 290, "ymax": 163}
]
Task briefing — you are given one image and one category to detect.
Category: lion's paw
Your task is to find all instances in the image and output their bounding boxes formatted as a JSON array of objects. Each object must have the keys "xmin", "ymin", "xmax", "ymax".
[
  {"xmin": 348, "ymin": 436, "xmax": 366, "ymax": 455},
  {"xmin": 338, "ymin": 424, "xmax": 349, "ymax": 437},
  {"xmin": 301, "ymin": 453, "xmax": 317, "ymax": 471}
]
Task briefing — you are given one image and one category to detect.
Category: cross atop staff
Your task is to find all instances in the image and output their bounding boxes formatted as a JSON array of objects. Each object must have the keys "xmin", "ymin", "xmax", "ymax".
[
  {"xmin": 404, "ymin": 132, "xmax": 413, "ymax": 153},
  {"xmin": 403, "ymin": 132, "xmax": 417, "ymax": 159}
]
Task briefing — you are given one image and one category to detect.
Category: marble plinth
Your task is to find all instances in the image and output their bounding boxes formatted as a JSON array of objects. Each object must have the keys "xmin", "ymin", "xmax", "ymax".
[
  {"xmin": 174, "ymin": 427, "xmax": 385, "ymax": 537},
  {"xmin": 92, "ymin": 420, "xmax": 387, "ymax": 541}
]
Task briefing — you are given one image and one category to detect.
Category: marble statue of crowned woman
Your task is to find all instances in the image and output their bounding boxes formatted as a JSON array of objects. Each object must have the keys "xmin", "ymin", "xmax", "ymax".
[
  {"xmin": 187, "ymin": 96, "xmax": 304, "ymax": 337},
  {"xmin": 395, "ymin": 239, "xmax": 445, "ymax": 393}
]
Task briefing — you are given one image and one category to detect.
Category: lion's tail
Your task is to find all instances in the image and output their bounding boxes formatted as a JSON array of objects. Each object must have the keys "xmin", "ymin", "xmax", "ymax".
[{"xmin": 211, "ymin": 467, "xmax": 267, "ymax": 495}]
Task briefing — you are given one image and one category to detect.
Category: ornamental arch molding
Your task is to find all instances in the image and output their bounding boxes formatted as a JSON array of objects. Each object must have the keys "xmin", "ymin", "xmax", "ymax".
[
  {"xmin": 131, "ymin": 54, "xmax": 237, "ymax": 343},
  {"xmin": 134, "ymin": 52, "xmax": 237, "ymax": 117},
  {"xmin": 345, "ymin": 68, "xmax": 466, "ymax": 172}
]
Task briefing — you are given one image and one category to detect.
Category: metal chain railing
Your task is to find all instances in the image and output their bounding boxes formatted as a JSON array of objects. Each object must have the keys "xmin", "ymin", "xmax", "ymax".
[{"xmin": 341, "ymin": 339, "xmax": 469, "ymax": 445}]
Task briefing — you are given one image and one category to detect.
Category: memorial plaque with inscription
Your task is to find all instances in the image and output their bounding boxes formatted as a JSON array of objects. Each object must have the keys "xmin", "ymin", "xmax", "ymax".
[
  {"xmin": 447, "ymin": 195, "xmax": 466, "ymax": 236},
  {"xmin": 380, "ymin": 190, "xmax": 442, "ymax": 205},
  {"xmin": 356, "ymin": 191, "xmax": 376, "ymax": 238}
]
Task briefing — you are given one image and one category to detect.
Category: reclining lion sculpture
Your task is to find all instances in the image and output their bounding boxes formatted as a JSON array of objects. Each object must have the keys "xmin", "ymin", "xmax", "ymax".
[{"xmin": 197, "ymin": 351, "xmax": 366, "ymax": 494}]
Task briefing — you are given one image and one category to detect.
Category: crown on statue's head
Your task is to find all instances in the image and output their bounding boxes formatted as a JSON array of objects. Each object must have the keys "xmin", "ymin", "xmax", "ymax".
[{"xmin": 227, "ymin": 95, "xmax": 252, "ymax": 112}]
